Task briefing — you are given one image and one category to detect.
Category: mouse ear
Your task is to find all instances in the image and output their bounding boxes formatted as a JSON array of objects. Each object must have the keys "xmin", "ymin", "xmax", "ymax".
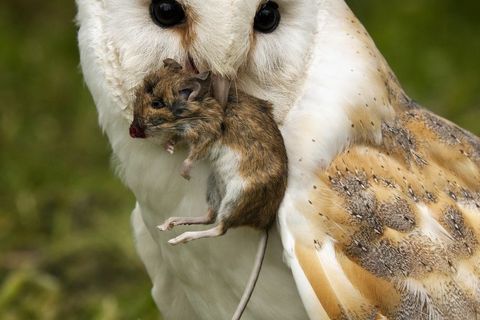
[
  {"xmin": 143, "ymin": 72, "xmax": 160, "ymax": 94},
  {"xmin": 178, "ymin": 81, "xmax": 202, "ymax": 102},
  {"xmin": 194, "ymin": 71, "xmax": 211, "ymax": 81},
  {"xmin": 163, "ymin": 59, "xmax": 183, "ymax": 72},
  {"xmin": 179, "ymin": 72, "xmax": 212, "ymax": 101}
]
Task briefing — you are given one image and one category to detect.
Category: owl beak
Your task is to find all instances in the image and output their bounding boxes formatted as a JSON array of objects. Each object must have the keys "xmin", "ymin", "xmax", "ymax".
[
  {"xmin": 212, "ymin": 75, "xmax": 231, "ymax": 107},
  {"xmin": 186, "ymin": 54, "xmax": 230, "ymax": 107}
]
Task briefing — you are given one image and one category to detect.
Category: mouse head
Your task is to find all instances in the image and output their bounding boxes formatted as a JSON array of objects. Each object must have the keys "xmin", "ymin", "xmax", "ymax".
[{"xmin": 130, "ymin": 59, "xmax": 212, "ymax": 138}]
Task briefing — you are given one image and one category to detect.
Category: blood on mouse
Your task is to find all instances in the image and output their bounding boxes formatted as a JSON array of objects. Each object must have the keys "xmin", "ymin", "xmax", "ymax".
[{"xmin": 129, "ymin": 122, "xmax": 146, "ymax": 139}]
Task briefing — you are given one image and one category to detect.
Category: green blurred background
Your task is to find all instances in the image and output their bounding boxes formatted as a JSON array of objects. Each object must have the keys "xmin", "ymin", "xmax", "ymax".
[{"xmin": 0, "ymin": 1, "xmax": 478, "ymax": 319}]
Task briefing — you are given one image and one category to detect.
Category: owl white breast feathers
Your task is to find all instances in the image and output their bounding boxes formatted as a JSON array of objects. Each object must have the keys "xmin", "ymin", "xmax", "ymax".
[{"xmin": 76, "ymin": 0, "xmax": 480, "ymax": 319}]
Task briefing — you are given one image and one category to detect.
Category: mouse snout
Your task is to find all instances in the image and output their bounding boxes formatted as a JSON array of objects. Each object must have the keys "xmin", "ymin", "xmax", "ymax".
[{"xmin": 129, "ymin": 119, "xmax": 146, "ymax": 139}]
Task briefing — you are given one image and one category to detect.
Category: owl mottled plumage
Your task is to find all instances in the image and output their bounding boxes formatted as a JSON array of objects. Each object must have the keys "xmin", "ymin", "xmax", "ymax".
[{"xmin": 294, "ymin": 96, "xmax": 480, "ymax": 319}]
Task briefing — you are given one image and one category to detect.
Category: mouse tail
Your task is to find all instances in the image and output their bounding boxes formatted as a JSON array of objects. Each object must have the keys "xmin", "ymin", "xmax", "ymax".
[{"xmin": 231, "ymin": 230, "xmax": 269, "ymax": 320}]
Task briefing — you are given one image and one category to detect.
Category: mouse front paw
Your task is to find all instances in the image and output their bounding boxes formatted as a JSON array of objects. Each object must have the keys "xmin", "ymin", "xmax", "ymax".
[
  {"xmin": 180, "ymin": 160, "xmax": 192, "ymax": 180},
  {"xmin": 180, "ymin": 171, "xmax": 191, "ymax": 181},
  {"xmin": 164, "ymin": 140, "xmax": 176, "ymax": 155},
  {"xmin": 168, "ymin": 224, "xmax": 226, "ymax": 245}
]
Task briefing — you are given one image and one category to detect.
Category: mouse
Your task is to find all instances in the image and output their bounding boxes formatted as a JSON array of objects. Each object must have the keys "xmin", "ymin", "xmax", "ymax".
[
  {"xmin": 130, "ymin": 58, "xmax": 288, "ymax": 242},
  {"xmin": 130, "ymin": 59, "xmax": 288, "ymax": 319}
]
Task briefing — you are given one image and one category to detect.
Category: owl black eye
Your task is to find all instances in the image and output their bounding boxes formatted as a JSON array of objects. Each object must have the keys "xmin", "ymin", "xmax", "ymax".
[
  {"xmin": 151, "ymin": 99, "xmax": 165, "ymax": 109},
  {"xmin": 254, "ymin": 1, "xmax": 281, "ymax": 33},
  {"xmin": 150, "ymin": 0, "xmax": 186, "ymax": 28}
]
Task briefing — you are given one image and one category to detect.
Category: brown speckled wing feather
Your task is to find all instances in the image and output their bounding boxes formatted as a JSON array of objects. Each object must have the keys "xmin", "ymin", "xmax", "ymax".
[{"xmin": 291, "ymin": 107, "xmax": 480, "ymax": 319}]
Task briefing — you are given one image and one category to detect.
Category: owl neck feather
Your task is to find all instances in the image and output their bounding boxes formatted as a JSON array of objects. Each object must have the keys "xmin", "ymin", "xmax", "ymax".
[{"xmin": 281, "ymin": 0, "xmax": 408, "ymax": 183}]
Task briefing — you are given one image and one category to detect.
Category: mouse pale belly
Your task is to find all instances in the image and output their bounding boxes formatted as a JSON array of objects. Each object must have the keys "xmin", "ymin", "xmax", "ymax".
[{"xmin": 117, "ymin": 135, "xmax": 307, "ymax": 320}]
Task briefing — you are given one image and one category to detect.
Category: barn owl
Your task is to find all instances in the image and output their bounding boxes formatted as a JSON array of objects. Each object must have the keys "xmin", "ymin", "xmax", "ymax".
[{"xmin": 76, "ymin": 0, "xmax": 480, "ymax": 319}]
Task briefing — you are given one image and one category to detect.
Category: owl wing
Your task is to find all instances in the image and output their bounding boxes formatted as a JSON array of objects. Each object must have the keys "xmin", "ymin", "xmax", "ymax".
[{"xmin": 279, "ymin": 106, "xmax": 480, "ymax": 320}]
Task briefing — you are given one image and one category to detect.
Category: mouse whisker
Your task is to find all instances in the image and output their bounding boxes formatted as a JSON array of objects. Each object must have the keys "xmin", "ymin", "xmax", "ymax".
[{"xmin": 177, "ymin": 116, "xmax": 213, "ymax": 122}]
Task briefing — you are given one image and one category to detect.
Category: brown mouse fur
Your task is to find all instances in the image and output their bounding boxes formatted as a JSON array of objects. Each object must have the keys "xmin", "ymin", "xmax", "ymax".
[{"xmin": 130, "ymin": 59, "xmax": 288, "ymax": 242}]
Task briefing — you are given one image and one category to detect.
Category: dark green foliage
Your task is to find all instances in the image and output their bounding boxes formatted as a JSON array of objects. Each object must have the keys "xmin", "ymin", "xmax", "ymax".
[
  {"xmin": 0, "ymin": 0, "xmax": 478, "ymax": 319},
  {"xmin": 0, "ymin": 0, "xmax": 157, "ymax": 319},
  {"xmin": 349, "ymin": 0, "xmax": 480, "ymax": 134}
]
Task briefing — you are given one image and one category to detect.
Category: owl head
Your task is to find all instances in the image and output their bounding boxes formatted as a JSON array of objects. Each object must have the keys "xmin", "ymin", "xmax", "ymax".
[{"xmin": 76, "ymin": 0, "xmax": 320, "ymax": 123}]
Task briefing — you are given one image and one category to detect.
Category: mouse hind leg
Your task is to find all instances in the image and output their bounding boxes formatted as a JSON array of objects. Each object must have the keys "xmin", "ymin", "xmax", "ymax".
[
  {"xmin": 168, "ymin": 179, "xmax": 244, "ymax": 245},
  {"xmin": 166, "ymin": 174, "xmax": 235, "ymax": 246},
  {"xmin": 157, "ymin": 208, "xmax": 216, "ymax": 231},
  {"xmin": 168, "ymin": 221, "xmax": 226, "ymax": 245},
  {"xmin": 158, "ymin": 174, "xmax": 221, "ymax": 232}
]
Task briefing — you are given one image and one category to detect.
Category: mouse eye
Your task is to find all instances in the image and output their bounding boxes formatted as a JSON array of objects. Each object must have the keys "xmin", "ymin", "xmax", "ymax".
[
  {"xmin": 151, "ymin": 99, "xmax": 165, "ymax": 109},
  {"xmin": 254, "ymin": 1, "xmax": 281, "ymax": 33},
  {"xmin": 150, "ymin": 0, "xmax": 186, "ymax": 28},
  {"xmin": 179, "ymin": 88, "xmax": 193, "ymax": 101}
]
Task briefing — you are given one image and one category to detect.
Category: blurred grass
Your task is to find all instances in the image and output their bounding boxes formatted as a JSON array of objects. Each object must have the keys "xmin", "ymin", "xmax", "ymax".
[
  {"xmin": 0, "ymin": 0, "xmax": 478, "ymax": 319},
  {"xmin": 0, "ymin": 0, "xmax": 157, "ymax": 319}
]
